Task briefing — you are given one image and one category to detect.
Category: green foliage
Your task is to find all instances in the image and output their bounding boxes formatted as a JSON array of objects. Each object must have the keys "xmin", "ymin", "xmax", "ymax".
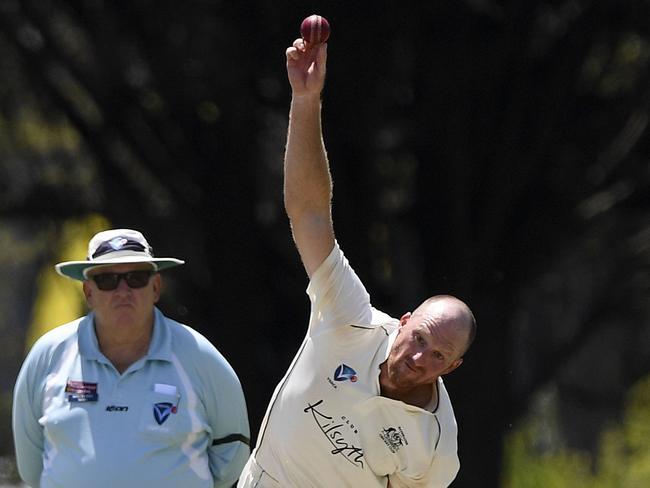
[
  {"xmin": 0, "ymin": 109, "xmax": 80, "ymax": 154},
  {"xmin": 503, "ymin": 422, "xmax": 597, "ymax": 487},
  {"xmin": 27, "ymin": 215, "xmax": 107, "ymax": 347},
  {"xmin": 503, "ymin": 376, "xmax": 650, "ymax": 488},
  {"xmin": 596, "ymin": 375, "xmax": 650, "ymax": 487}
]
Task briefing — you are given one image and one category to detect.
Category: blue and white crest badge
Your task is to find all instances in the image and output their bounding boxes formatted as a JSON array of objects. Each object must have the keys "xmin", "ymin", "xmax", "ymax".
[
  {"xmin": 334, "ymin": 364, "xmax": 358, "ymax": 382},
  {"xmin": 153, "ymin": 402, "xmax": 174, "ymax": 425}
]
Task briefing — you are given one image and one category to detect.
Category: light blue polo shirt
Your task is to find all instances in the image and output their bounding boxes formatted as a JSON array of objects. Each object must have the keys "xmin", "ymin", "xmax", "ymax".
[{"xmin": 13, "ymin": 307, "xmax": 250, "ymax": 488}]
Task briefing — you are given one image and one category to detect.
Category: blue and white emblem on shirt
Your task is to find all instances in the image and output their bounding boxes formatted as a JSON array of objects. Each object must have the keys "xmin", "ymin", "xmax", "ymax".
[
  {"xmin": 153, "ymin": 402, "xmax": 174, "ymax": 425},
  {"xmin": 334, "ymin": 364, "xmax": 358, "ymax": 382}
]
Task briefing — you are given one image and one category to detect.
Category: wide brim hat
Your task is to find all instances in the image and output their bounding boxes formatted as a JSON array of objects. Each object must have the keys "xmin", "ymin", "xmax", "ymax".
[{"xmin": 55, "ymin": 228, "xmax": 185, "ymax": 281}]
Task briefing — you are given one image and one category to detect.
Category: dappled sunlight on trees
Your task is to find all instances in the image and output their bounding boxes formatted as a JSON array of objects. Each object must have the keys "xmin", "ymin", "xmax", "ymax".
[
  {"xmin": 503, "ymin": 374, "xmax": 650, "ymax": 487},
  {"xmin": 1, "ymin": 2, "xmax": 650, "ymax": 486}
]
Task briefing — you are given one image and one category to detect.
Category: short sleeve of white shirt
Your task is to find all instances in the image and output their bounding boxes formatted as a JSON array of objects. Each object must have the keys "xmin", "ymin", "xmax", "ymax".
[{"xmin": 306, "ymin": 241, "xmax": 374, "ymax": 334}]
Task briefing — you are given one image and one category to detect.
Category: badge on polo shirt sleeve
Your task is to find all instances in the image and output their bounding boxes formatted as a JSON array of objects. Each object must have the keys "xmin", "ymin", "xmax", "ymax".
[{"xmin": 65, "ymin": 379, "xmax": 99, "ymax": 402}]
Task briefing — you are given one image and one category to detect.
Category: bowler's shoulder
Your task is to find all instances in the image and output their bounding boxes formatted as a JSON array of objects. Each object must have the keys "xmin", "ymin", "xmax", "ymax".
[
  {"xmin": 371, "ymin": 308, "xmax": 399, "ymax": 329},
  {"xmin": 346, "ymin": 308, "xmax": 398, "ymax": 330}
]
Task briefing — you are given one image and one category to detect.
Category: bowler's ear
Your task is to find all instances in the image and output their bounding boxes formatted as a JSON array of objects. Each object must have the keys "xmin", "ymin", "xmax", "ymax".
[
  {"xmin": 442, "ymin": 358, "xmax": 463, "ymax": 375},
  {"xmin": 399, "ymin": 312, "xmax": 412, "ymax": 328}
]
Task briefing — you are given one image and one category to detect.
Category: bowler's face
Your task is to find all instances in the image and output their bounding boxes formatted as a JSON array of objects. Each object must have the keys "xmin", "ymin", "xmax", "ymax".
[
  {"xmin": 385, "ymin": 304, "xmax": 465, "ymax": 390},
  {"xmin": 83, "ymin": 263, "xmax": 161, "ymax": 331}
]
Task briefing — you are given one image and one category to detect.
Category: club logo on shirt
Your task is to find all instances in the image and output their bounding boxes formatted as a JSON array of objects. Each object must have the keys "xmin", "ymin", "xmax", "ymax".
[
  {"xmin": 380, "ymin": 426, "xmax": 409, "ymax": 453},
  {"xmin": 153, "ymin": 402, "xmax": 176, "ymax": 425},
  {"xmin": 333, "ymin": 364, "xmax": 358, "ymax": 382}
]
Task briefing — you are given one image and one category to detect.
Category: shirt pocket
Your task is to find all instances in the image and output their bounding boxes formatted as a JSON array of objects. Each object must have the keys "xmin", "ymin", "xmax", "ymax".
[{"xmin": 137, "ymin": 391, "xmax": 190, "ymax": 443}]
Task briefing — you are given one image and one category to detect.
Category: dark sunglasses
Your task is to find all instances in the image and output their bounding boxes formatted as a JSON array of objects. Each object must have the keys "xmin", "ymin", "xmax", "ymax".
[{"xmin": 91, "ymin": 270, "xmax": 154, "ymax": 291}]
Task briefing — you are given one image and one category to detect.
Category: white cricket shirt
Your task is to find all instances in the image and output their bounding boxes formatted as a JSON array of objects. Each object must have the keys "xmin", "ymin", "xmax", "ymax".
[{"xmin": 240, "ymin": 243, "xmax": 460, "ymax": 487}]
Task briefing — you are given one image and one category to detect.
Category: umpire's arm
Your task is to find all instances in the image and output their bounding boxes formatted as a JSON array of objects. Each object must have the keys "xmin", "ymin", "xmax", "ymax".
[{"xmin": 12, "ymin": 350, "xmax": 45, "ymax": 488}]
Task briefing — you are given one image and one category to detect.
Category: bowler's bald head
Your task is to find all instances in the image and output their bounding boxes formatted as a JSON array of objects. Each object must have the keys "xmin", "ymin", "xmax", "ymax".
[{"xmin": 414, "ymin": 295, "xmax": 476, "ymax": 358}]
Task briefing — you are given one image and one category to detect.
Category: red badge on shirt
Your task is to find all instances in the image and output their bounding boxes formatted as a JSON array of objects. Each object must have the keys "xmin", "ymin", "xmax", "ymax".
[{"xmin": 65, "ymin": 379, "xmax": 99, "ymax": 402}]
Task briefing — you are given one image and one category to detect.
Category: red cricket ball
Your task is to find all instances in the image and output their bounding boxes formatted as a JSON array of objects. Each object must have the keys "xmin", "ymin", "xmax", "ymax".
[{"xmin": 300, "ymin": 14, "xmax": 330, "ymax": 44}]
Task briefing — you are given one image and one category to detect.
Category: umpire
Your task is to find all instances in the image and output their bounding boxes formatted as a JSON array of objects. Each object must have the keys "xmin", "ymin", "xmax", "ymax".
[{"xmin": 12, "ymin": 228, "xmax": 250, "ymax": 488}]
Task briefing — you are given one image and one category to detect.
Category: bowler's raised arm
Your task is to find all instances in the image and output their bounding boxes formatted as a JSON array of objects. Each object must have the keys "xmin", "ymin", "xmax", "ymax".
[{"xmin": 283, "ymin": 39, "xmax": 334, "ymax": 277}]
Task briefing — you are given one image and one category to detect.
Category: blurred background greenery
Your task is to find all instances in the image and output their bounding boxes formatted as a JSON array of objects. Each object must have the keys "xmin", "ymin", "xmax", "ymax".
[{"xmin": 1, "ymin": 1, "xmax": 650, "ymax": 487}]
